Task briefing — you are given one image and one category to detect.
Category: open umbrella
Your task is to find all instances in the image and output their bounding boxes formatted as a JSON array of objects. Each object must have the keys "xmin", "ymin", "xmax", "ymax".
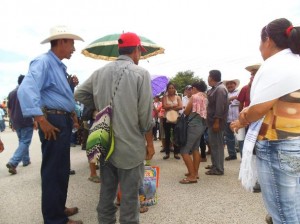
[
  {"xmin": 82, "ymin": 33, "xmax": 165, "ymax": 61},
  {"xmin": 151, "ymin": 75, "xmax": 169, "ymax": 97}
]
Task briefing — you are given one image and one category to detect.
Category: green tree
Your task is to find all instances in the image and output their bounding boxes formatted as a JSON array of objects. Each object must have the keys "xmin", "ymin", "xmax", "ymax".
[{"xmin": 170, "ymin": 70, "xmax": 202, "ymax": 94}]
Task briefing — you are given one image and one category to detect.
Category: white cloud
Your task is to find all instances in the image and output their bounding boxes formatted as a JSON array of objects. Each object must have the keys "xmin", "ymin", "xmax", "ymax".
[{"xmin": 0, "ymin": 0, "xmax": 299, "ymax": 99}]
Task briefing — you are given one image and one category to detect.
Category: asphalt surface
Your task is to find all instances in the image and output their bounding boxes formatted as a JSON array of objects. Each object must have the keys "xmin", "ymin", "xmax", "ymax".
[{"xmin": 0, "ymin": 125, "xmax": 267, "ymax": 224}]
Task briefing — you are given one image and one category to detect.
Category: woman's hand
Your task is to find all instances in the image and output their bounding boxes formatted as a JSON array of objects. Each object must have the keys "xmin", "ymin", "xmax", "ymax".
[
  {"xmin": 230, "ymin": 120, "xmax": 246, "ymax": 133},
  {"xmin": 239, "ymin": 107, "xmax": 250, "ymax": 126}
]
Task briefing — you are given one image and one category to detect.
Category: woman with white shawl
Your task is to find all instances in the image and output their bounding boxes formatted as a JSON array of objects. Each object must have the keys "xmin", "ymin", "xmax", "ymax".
[{"xmin": 231, "ymin": 18, "xmax": 300, "ymax": 224}]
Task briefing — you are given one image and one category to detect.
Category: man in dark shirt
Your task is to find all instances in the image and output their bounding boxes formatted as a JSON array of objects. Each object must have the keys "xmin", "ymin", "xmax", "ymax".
[
  {"xmin": 206, "ymin": 70, "xmax": 228, "ymax": 175},
  {"xmin": 6, "ymin": 75, "xmax": 36, "ymax": 174}
]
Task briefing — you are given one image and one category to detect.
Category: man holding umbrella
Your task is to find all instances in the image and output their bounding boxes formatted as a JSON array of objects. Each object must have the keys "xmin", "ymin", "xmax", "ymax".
[{"xmin": 75, "ymin": 32, "xmax": 155, "ymax": 223}]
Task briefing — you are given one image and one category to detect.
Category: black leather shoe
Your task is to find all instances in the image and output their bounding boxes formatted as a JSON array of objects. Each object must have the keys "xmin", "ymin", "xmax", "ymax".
[
  {"xmin": 225, "ymin": 156, "xmax": 237, "ymax": 161},
  {"xmin": 253, "ymin": 182, "xmax": 261, "ymax": 193},
  {"xmin": 67, "ymin": 219, "xmax": 83, "ymax": 224},
  {"xmin": 163, "ymin": 154, "xmax": 170, "ymax": 160},
  {"xmin": 69, "ymin": 169, "xmax": 76, "ymax": 175}
]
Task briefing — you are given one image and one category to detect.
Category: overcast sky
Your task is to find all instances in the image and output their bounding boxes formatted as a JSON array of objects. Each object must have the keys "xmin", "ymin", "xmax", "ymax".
[{"xmin": 1, "ymin": 0, "xmax": 299, "ymax": 99}]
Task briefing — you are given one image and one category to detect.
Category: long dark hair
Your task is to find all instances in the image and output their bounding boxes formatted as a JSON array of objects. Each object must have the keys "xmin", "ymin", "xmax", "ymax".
[{"xmin": 261, "ymin": 18, "xmax": 300, "ymax": 54}]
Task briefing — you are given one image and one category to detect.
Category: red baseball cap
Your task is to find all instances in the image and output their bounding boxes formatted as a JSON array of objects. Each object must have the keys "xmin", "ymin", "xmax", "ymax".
[{"xmin": 118, "ymin": 32, "xmax": 147, "ymax": 52}]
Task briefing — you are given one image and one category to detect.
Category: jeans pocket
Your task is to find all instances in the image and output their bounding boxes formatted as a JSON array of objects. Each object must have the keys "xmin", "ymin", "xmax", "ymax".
[
  {"xmin": 254, "ymin": 142, "xmax": 267, "ymax": 160},
  {"xmin": 278, "ymin": 150, "xmax": 300, "ymax": 177}
]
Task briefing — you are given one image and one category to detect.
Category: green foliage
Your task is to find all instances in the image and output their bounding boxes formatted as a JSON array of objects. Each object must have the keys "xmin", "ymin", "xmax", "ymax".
[{"xmin": 169, "ymin": 70, "xmax": 202, "ymax": 94}]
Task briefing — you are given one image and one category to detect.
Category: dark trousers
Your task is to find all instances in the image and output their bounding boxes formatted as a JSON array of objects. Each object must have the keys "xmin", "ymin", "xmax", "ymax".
[
  {"xmin": 163, "ymin": 118, "xmax": 179, "ymax": 155},
  {"xmin": 38, "ymin": 114, "xmax": 72, "ymax": 224},
  {"xmin": 200, "ymin": 134, "xmax": 206, "ymax": 158},
  {"xmin": 152, "ymin": 119, "xmax": 159, "ymax": 139}
]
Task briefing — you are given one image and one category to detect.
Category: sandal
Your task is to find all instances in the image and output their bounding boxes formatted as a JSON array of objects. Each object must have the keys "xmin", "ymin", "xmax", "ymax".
[
  {"xmin": 140, "ymin": 206, "xmax": 149, "ymax": 213},
  {"xmin": 88, "ymin": 176, "xmax": 100, "ymax": 183},
  {"xmin": 179, "ymin": 178, "xmax": 197, "ymax": 184},
  {"xmin": 184, "ymin": 173, "xmax": 199, "ymax": 179}
]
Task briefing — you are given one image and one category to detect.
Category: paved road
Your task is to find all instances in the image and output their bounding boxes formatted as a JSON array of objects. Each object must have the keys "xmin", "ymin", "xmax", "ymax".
[{"xmin": 0, "ymin": 127, "xmax": 267, "ymax": 224}]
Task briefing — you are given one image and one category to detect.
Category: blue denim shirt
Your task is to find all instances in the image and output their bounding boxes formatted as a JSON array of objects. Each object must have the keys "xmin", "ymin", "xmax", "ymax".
[{"xmin": 18, "ymin": 50, "xmax": 75, "ymax": 117}]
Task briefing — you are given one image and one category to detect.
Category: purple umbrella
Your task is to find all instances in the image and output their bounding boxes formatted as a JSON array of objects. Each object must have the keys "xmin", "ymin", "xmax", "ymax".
[{"xmin": 151, "ymin": 75, "xmax": 169, "ymax": 97}]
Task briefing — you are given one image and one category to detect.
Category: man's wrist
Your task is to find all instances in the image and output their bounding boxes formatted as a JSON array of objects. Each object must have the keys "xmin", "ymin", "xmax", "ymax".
[{"xmin": 34, "ymin": 115, "xmax": 45, "ymax": 123}]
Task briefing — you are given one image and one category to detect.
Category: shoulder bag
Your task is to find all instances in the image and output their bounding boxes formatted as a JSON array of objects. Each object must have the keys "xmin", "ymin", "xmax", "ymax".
[
  {"xmin": 173, "ymin": 113, "xmax": 198, "ymax": 147},
  {"xmin": 86, "ymin": 63, "xmax": 131, "ymax": 163}
]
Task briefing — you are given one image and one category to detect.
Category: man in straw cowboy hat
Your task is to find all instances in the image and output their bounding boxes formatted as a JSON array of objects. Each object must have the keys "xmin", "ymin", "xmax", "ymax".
[
  {"xmin": 237, "ymin": 63, "xmax": 261, "ymax": 112},
  {"xmin": 18, "ymin": 25, "xmax": 84, "ymax": 224},
  {"xmin": 223, "ymin": 78, "xmax": 241, "ymax": 161}
]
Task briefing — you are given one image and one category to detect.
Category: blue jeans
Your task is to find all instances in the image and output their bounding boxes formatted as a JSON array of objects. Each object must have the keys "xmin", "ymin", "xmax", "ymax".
[
  {"xmin": 8, "ymin": 126, "xmax": 34, "ymax": 167},
  {"xmin": 255, "ymin": 139, "xmax": 300, "ymax": 224},
  {"xmin": 0, "ymin": 120, "xmax": 5, "ymax": 132},
  {"xmin": 225, "ymin": 122, "xmax": 237, "ymax": 157}
]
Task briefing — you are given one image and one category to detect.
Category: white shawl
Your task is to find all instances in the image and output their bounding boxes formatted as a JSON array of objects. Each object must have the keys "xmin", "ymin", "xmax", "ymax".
[{"xmin": 239, "ymin": 49, "xmax": 300, "ymax": 191}]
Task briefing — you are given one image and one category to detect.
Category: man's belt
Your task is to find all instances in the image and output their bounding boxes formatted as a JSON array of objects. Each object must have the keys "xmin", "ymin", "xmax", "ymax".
[{"xmin": 45, "ymin": 109, "xmax": 71, "ymax": 115}]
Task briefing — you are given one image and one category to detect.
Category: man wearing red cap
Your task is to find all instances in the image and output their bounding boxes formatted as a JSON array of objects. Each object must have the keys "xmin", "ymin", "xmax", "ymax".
[{"xmin": 75, "ymin": 32, "xmax": 155, "ymax": 223}]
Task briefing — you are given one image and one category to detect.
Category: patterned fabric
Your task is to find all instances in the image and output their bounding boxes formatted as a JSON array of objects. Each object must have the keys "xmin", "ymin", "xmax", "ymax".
[
  {"xmin": 192, "ymin": 92, "xmax": 208, "ymax": 119},
  {"xmin": 86, "ymin": 106, "xmax": 114, "ymax": 163},
  {"xmin": 258, "ymin": 89, "xmax": 300, "ymax": 140}
]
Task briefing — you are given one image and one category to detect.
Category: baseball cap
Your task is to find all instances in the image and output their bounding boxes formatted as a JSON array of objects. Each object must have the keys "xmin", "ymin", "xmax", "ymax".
[{"xmin": 118, "ymin": 32, "xmax": 147, "ymax": 52}]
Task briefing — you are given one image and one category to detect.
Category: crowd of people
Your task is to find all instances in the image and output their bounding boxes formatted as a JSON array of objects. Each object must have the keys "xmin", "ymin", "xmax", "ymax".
[{"xmin": 1, "ymin": 17, "xmax": 300, "ymax": 224}]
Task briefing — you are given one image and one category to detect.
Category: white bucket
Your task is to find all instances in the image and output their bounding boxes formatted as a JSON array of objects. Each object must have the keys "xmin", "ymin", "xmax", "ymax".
[{"xmin": 235, "ymin": 127, "xmax": 245, "ymax": 141}]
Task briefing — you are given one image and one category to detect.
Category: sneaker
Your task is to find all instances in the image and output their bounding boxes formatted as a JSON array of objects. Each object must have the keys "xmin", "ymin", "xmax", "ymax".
[
  {"xmin": 23, "ymin": 161, "xmax": 31, "ymax": 167},
  {"xmin": 6, "ymin": 163, "xmax": 17, "ymax": 175}
]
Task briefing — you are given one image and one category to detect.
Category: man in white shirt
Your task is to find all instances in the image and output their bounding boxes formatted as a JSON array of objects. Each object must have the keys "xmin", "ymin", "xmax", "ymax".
[
  {"xmin": 223, "ymin": 79, "xmax": 240, "ymax": 161},
  {"xmin": 180, "ymin": 85, "xmax": 192, "ymax": 115}
]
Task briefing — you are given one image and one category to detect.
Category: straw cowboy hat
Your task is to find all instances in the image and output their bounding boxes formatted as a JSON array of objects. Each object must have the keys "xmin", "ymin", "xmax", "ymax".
[
  {"xmin": 41, "ymin": 25, "xmax": 84, "ymax": 44},
  {"xmin": 223, "ymin": 79, "xmax": 240, "ymax": 88},
  {"xmin": 245, "ymin": 63, "xmax": 261, "ymax": 72}
]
